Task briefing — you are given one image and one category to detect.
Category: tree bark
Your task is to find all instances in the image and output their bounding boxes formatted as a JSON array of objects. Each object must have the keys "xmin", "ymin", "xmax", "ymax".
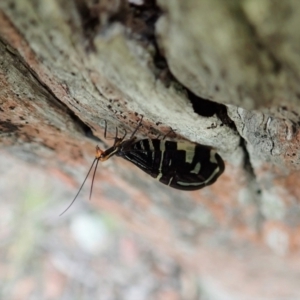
[{"xmin": 1, "ymin": 0, "xmax": 300, "ymax": 298}]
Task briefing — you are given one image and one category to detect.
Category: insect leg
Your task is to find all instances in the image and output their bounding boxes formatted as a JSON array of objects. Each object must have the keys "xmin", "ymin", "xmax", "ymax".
[
  {"xmin": 113, "ymin": 126, "xmax": 119, "ymax": 146},
  {"xmin": 121, "ymin": 128, "xmax": 127, "ymax": 141},
  {"xmin": 129, "ymin": 116, "xmax": 143, "ymax": 139},
  {"xmin": 162, "ymin": 127, "xmax": 176, "ymax": 140},
  {"xmin": 104, "ymin": 120, "xmax": 108, "ymax": 139}
]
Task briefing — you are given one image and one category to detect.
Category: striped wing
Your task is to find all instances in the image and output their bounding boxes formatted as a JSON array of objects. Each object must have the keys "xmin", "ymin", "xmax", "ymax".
[{"xmin": 117, "ymin": 139, "xmax": 224, "ymax": 190}]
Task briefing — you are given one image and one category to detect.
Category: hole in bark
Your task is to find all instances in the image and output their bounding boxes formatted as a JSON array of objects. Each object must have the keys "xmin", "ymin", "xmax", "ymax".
[
  {"xmin": 186, "ymin": 89, "xmax": 237, "ymax": 130},
  {"xmin": 240, "ymin": 138, "xmax": 255, "ymax": 177}
]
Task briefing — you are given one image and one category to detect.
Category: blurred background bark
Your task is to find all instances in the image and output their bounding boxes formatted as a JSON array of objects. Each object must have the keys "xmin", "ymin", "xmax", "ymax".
[{"xmin": 1, "ymin": 0, "xmax": 300, "ymax": 299}]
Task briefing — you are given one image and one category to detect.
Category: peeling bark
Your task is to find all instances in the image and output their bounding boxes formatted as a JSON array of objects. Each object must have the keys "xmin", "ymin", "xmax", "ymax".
[{"xmin": 1, "ymin": 0, "xmax": 300, "ymax": 298}]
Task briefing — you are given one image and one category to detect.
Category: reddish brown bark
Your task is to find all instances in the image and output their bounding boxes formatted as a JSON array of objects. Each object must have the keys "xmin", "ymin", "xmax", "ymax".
[{"xmin": 1, "ymin": 0, "xmax": 300, "ymax": 298}]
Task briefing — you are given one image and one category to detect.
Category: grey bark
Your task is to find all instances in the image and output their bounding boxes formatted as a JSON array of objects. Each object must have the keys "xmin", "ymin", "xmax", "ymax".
[{"xmin": 1, "ymin": 0, "xmax": 300, "ymax": 298}]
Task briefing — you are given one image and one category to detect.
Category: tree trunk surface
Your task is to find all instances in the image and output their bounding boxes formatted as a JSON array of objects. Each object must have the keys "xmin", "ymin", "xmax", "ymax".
[{"xmin": 1, "ymin": 0, "xmax": 300, "ymax": 299}]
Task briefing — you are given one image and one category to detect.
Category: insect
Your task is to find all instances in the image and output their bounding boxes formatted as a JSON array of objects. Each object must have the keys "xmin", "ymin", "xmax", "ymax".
[{"xmin": 60, "ymin": 117, "xmax": 225, "ymax": 214}]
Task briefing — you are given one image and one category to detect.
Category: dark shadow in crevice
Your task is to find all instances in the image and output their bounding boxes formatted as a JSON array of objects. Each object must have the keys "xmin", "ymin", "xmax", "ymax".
[
  {"xmin": 239, "ymin": 136, "xmax": 257, "ymax": 181},
  {"xmin": 74, "ymin": 0, "xmax": 238, "ymax": 134},
  {"xmin": 186, "ymin": 89, "xmax": 237, "ymax": 131},
  {"xmin": 68, "ymin": 112, "xmax": 103, "ymax": 143},
  {"xmin": 1, "ymin": 35, "xmax": 101, "ymax": 145}
]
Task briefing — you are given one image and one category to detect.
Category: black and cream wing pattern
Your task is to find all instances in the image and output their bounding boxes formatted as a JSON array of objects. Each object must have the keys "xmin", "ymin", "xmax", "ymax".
[{"xmin": 117, "ymin": 139, "xmax": 225, "ymax": 190}]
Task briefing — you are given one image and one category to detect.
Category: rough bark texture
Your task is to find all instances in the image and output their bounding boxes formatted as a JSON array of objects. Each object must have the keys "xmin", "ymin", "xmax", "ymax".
[{"xmin": 1, "ymin": 0, "xmax": 300, "ymax": 299}]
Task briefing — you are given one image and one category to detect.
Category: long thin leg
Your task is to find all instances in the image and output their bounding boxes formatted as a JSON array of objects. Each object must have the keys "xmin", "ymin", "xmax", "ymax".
[
  {"xmin": 104, "ymin": 120, "xmax": 108, "ymax": 139},
  {"xmin": 113, "ymin": 126, "xmax": 119, "ymax": 146},
  {"xmin": 130, "ymin": 116, "xmax": 143, "ymax": 139},
  {"xmin": 162, "ymin": 128, "xmax": 176, "ymax": 140},
  {"xmin": 104, "ymin": 121, "xmax": 119, "ymax": 141},
  {"xmin": 121, "ymin": 128, "xmax": 127, "ymax": 141}
]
